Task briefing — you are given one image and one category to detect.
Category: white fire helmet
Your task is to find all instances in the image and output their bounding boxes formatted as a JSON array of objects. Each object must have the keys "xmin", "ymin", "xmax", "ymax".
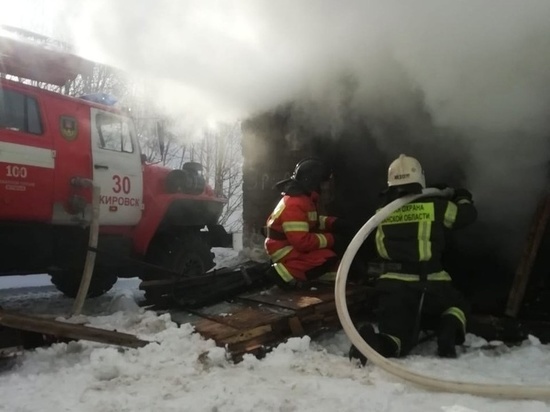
[{"xmin": 387, "ymin": 154, "xmax": 426, "ymax": 188}]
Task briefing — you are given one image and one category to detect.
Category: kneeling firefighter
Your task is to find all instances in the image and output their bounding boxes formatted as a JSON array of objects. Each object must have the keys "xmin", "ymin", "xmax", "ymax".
[
  {"xmin": 349, "ymin": 154, "xmax": 477, "ymax": 365},
  {"xmin": 264, "ymin": 158, "xmax": 357, "ymax": 290}
]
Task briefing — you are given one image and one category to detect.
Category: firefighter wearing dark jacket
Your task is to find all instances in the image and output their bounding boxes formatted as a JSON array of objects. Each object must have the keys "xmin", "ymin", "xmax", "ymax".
[
  {"xmin": 264, "ymin": 158, "xmax": 351, "ymax": 289},
  {"xmin": 350, "ymin": 154, "xmax": 477, "ymax": 364}
]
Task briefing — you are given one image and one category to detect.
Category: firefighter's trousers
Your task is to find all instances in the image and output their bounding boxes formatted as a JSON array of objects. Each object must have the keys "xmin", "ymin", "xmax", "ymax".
[
  {"xmin": 374, "ymin": 277, "xmax": 469, "ymax": 357},
  {"xmin": 272, "ymin": 248, "xmax": 338, "ymax": 283}
]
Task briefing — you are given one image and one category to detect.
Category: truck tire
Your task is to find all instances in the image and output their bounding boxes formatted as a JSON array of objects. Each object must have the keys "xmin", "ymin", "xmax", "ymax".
[
  {"xmin": 169, "ymin": 234, "xmax": 215, "ymax": 276},
  {"xmin": 146, "ymin": 233, "xmax": 215, "ymax": 278},
  {"xmin": 49, "ymin": 270, "xmax": 118, "ymax": 298},
  {"xmin": 141, "ymin": 232, "xmax": 215, "ymax": 304}
]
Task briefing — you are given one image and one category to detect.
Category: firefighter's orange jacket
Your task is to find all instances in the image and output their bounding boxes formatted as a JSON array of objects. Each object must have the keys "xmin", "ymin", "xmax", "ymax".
[{"xmin": 264, "ymin": 191, "xmax": 337, "ymax": 263}]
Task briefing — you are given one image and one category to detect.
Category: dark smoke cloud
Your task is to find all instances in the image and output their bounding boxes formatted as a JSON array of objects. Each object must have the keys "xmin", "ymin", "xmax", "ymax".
[{"xmin": 65, "ymin": 1, "xmax": 550, "ymax": 264}]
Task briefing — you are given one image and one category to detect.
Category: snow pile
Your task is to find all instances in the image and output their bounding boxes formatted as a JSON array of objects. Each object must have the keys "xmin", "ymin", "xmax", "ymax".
[
  {"xmin": 1, "ymin": 249, "xmax": 550, "ymax": 410},
  {"xmin": 1, "ymin": 308, "xmax": 550, "ymax": 411}
]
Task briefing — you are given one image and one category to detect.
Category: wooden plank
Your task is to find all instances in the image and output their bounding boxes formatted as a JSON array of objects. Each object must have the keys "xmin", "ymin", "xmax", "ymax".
[
  {"xmin": 299, "ymin": 313, "xmax": 325, "ymax": 323},
  {"xmin": 192, "ymin": 318, "xmax": 242, "ymax": 341},
  {"xmin": 190, "ymin": 300, "xmax": 294, "ymax": 330},
  {"xmin": 222, "ymin": 325, "xmax": 274, "ymax": 344},
  {"xmin": 288, "ymin": 316, "xmax": 305, "ymax": 336},
  {"xmin": 0, "ymin": 310, "xmax": 149, "ymax": 348},
  {"xmin": 238, "ymin": 285, "xmax": 358, "ymax": 313},
  {"xmin": 226, "ymin": 331, "xmax": 282, "ymax": 360},
  {"xmin": 239, "ymin": 289, "xmax": 323, "ymax": 312},
  {"xmin": 312, "ymin": 301, "xmax": 337, "ymax": 314},
  {"xmin": 506, "ymin": 195, "xmax": 550, "ymax": 317},
  {"xmin": 194, "ymin": 319, "xmax": 288, "ymax": 360}
]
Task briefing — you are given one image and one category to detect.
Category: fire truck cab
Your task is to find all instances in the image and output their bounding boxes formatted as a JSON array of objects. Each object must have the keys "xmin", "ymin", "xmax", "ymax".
[{"xmin": 0, "ymin": 34, "xmax": 230, "ymax": 299}]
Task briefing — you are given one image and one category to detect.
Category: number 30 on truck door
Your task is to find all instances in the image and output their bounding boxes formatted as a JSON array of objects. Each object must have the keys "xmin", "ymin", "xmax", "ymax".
[{"xmin": 112, "ymin": 174, "xmax": 131, "ymax": 194}]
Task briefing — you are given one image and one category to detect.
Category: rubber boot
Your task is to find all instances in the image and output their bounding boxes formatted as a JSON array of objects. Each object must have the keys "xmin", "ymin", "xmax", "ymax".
[
  {"xmin": 377, "ymin": 334, "xmax": 400, "ymax": 358},
  {"xmin": 437, "ymin": 315, "xmax": 461, "ymax": 358},
  {"xmin": 304, "ymin": 256, "xmax": 339, "ymax": 282},
  {"xmin": 349, "ymin": 324, "xmax": 399, "ymax": 365},
  {"xmin": 265, "ymin": 265, "xmax": 297, "ymax": 290},
  {"xmin": 349, "ymin": 324, "xmax": 377, "ymax": 366}
]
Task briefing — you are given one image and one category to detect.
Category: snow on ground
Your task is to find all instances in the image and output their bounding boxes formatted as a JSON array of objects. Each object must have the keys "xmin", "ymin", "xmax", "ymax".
[{"xmin": 0, "ymin": 249, "xmax": 550, "ymax": 411}]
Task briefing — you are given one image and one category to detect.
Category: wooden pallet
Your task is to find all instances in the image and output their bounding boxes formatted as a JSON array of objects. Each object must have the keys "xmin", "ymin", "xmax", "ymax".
[{"xmin": 169, "ymin": 284, "xmax": 373, "ymax": 361}]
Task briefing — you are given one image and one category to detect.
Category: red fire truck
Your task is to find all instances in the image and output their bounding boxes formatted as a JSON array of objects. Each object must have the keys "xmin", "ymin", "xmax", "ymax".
[{"xmin": 0, "ymin": 34, "xmax": 231, "ymax": 301}]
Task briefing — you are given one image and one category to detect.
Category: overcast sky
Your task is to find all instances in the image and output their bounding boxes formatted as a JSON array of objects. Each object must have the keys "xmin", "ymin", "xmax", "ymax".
[{"xmin": 3, "ymin": 1, "xmax": 550, "ymax": 128}]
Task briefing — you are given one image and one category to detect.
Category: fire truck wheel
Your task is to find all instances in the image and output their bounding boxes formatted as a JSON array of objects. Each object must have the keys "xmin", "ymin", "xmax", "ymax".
[
  {"xmin": 141, "ymin": 232, "xmax": 215, "ymax": 303},
  {"xmin": 169, "ymin": 234, "xmax": 215, "ymax": 276},
  {"xmin": 49, "ymin": 270, "xmax": 118, "ymax": 298},
  {"xmin": 167, "ymin": 234, "xmax": 215, "ymax": 304}
]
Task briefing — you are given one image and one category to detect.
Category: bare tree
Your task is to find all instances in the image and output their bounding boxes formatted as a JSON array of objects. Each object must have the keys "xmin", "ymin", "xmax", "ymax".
[
  {"xmin": 63, "ymin": 64, "xmax": 128, "ymax": 99},
  {"xmin": 190, "ymin": 123, "xmax": 243, "ymax": 232},
  {"xmin": 129, "ymin": 114, "xmax": 244, "ymax": 232}
]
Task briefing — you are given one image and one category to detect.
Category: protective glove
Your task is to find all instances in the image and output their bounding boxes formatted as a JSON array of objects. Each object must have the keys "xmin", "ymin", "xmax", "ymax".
[
  {"xmin": 430, "ymin": 183, "xmax": 455, "ymax": 199},
  {"xmin": 453, "ymin": 188, "xmax": 473, "ymax": 203}
]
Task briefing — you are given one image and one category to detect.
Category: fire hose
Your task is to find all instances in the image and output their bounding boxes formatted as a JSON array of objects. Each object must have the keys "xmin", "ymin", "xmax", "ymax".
[
  {"xmin": 335, "ymin": 187, "xmax": 550, "ymax": 400},
  {"xmin": 71, "ymin": 178, "xmax": 101, "ymax": 317}
]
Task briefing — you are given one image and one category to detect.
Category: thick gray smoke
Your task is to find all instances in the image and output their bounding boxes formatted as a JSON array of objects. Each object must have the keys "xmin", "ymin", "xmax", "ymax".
[{"xmin": 60, "ymin": 1, "xmax": 550, "ymax": 264}]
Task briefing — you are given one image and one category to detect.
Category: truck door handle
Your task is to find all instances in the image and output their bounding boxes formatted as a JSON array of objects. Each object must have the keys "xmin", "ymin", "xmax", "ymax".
[{"xmin": 94, "ymin": 164, "xmax": 109, "ymax": 170}]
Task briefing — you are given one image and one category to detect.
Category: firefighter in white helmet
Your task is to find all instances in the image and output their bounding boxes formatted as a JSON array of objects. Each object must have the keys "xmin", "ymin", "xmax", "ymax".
[
  {"xmin": 349, "ymin": 154, "xmax": 477, "ymax": 364},
  {"xmin": 387, "ymin": 153, "xmax": 426, "ymax": 189}
]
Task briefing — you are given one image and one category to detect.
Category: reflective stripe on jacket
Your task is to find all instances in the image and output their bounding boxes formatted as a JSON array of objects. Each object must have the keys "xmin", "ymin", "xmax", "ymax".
[
  {"xmin": 379, "ymin": 271, "xmax": 452, "ymax": 282},
  {"xmin": 375, "ymin": 196, "xmax": 477, "ymax": 264}
]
